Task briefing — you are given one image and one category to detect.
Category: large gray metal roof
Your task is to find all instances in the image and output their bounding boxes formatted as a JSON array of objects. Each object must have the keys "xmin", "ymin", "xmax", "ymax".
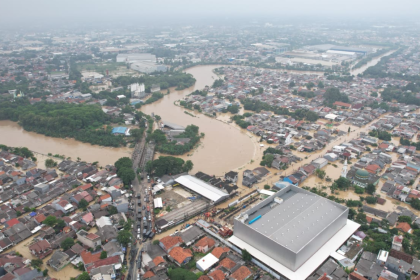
[{"xmin": 249, "ymin": 190, "xmax": 345, "ymax": 252}]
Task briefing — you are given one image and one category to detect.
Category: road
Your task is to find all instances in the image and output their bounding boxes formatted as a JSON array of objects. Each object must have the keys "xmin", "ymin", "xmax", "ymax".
[{"xmin": 127, "ymin": 132, "xmax": 155, "ymax": 279}]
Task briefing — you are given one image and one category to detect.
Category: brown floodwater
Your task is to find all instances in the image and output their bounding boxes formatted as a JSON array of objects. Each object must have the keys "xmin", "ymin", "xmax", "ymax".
[
  {"xmin": 0, "ymin": 120, "xmax": 132, "ymax": 166},
  {"xmin": 350, "ymin": 50, "xmax": 396, "ymax": 76},
  {"xmin": 140, "ymin": 65, "xmax": 256, "ymax": 176}
]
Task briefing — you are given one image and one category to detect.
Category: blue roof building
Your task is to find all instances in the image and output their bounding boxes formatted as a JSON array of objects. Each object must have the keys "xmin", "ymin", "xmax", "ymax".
[{"xmin": 112, "ymin": 127, "xmax": 128, "ymax": 135}]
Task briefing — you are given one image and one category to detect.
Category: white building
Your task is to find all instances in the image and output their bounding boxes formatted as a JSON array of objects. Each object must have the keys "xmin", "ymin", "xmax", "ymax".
[{"xmin": 130, "ymin": 83, "xmax": 145, "ymax": 98}]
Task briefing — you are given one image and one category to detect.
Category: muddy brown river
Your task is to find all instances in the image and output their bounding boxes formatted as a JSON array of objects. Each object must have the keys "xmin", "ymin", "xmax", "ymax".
[
  {"xmin": 140, "ymin": 65, "xmax": 255, "ymax": 175},
  {"xmin": 0, "ymin": 65, "xmax": 256, "ymax": 175}
]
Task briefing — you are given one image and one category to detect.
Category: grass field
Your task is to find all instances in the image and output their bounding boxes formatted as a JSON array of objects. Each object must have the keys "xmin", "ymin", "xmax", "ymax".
[{"xmin": 76, "ymin": 62, "xmax": 126, "ymax": 73}]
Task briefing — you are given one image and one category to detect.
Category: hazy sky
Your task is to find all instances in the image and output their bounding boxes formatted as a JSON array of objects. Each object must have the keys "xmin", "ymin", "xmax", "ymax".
[{"xmin": 1, "ymin": 0, "xmax": 419, "ymax": 29}]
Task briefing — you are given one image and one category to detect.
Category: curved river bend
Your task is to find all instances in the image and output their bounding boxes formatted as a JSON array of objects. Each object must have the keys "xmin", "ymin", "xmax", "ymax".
[
  {"xmin": 140, "ymin": 65, "xmax": 255, "ymax": 175},
  {"xmin": 0, "ymin": 65, "xmax": 255, "ymax": 175}
]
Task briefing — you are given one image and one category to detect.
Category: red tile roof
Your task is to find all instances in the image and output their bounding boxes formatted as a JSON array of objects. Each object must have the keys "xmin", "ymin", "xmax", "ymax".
[
  {"xmin": 80, "ymin": 250, "xmax": 101, "ymax": 265},
  {"xmin": 160, "ymin": 236, "xmax": 183, "ymax": 251},
  {"xmin": 87, "ymin": 255, "xmax": 121, "ymax": 272},
  {"xmin": 349, "ymin": 272, "xmax": 367, "ymax": 280},
  {"xmin": 212, "ymin": 247, "xmax": 230, "ymax": 259},
  {"xmin": 34, "ymin": 214, "xmax": 46, "ymax": 224},
  {"xmin": 143, "ymin": 271, "xmax": 155, "ymax": 279},
  {"xmin": 168, "ymin": 247, "xmax": 192, "ymax": 264},
  {"xmin": 219, "ymin": 258, "xmax": 236, "ymax": 269},
  {"xmin": 395, "ymin": 222, "xmax": 412, "ymax": 233},
  {"xmin": 29, "ymin": 240, "xmax": 51, "ymax": 253},
  {"xmin": 209, "ymin": 269, "xmax": 225, "ymax": 280},
  {"xmin": 5, "ymin": 218, "xmax": 20, "ymax": 227},
  {"xmin": 230, "ymin": 266, "xmax": 251, "ymax": 280},
  {"xmin": 153, "ymin": 256, "xmax": 165, "ymax": 266},
  {"xmin": 194, "ymin": 236, "xmax": 215, "ymax": 248},
  {"xmin": 86, "ymin": 233, "xmax": 100, "ymax": 240}
]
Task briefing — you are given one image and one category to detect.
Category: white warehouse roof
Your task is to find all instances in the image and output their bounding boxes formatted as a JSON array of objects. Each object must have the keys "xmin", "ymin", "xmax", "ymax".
[
  {"xmin": 325, "ymin": 114, "xmax": 338, "ymax": 120},
  {"xmin": 175, "ymin": 175, "xmax": 229, "ymax": 203},
  {"xmin": 196, "ymin": 253, "xmax": 219, "ymax": 271}
]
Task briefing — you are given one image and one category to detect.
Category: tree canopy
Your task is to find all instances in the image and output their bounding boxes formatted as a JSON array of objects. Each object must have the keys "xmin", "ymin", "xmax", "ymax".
[
  {"xmin": 168, "ymin": 268, "xmax": 198, "ymax": 280},
  {"xmin": 61, "ymin": 237, "xmax": 75, "ymax": 251},
  {"xmin": 146, "ymin": 156, "xmax": 194, "ymax": 177},
  {"xmin": 0, "ymin": 100, "xmax": 125, "ymax": 147}
]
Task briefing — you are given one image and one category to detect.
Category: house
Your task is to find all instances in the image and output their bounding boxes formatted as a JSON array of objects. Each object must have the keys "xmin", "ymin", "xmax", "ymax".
[
  {"xmin": 212, "ymin": 247, "xmax": 230, "ymax": 259},
  {"xmin": 167, "ymin": 247, "xmax": 192, "ymax": 266},
  {"xmin": 196, "ymin": 253, "xmax": 219, "ymax": 272},
  {"xmin": 228, "ymin": 266, "xmax": 252, "ymax": 280},
  {"xmin": 29, "ymin": 239, "xmax": 52, "ymax": 259},
  {"xmin": 392, "ymin": 235, "xmax": 403, "ymax": 251},
  {"xmin": 208, "ymin": 270, "xmax": 227, "ymax": 280},
  {"xmin": 159, "ymin": 236, "xmax": 183, "ymax": 253},
  {"xmin": 77, "ymin": 230, "xmax": 102, "ymax": 248},
  {"xmin": 48, "ymin": 250, "xmax": 71, "ymax": 271},
  {"xmin": 193, "ymin": 236, "xmax": 216, "ymax": 253},
  {"xmin": 225, "ymin": 171, "xmax": 238, "ymax": 183},
  {"xmin": 395, "ymin": 222, "xmax": 412, "ymax": 233},
  {"xmin": 81, "ymin": 212, "xmax": 94, "ymax": 225}
]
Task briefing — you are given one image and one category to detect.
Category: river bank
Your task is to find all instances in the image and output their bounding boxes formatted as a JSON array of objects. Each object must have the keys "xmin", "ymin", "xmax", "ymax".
[
  {"xmin": 350, "ymin": 50, "xmax": 397, "ymax": 76},
  {"xmin": 0, "ymin": 120, "xmax": 132, "ymax": 167}
]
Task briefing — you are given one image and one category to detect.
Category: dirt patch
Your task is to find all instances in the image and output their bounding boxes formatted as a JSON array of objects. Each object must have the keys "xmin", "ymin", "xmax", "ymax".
[{"xmin": 156, "ymin": 187, "xmax": 190, "ymax": 210}]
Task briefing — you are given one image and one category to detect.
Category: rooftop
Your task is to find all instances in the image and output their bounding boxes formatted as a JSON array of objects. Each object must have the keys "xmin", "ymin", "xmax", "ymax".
[{"xmin": 242, "ymin": 186, "xmax": 347, "ymax": 252}]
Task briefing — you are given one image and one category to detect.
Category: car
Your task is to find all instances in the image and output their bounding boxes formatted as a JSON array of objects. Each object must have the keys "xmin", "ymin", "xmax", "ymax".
[
  {"xmin": 157, "ymin": 178, "xmax": 162, "ymax": 183},
  {"xmin": 137, "ymin": 234, "xmax": 141, "ymax": 239},
  {"xmin": 142, "ymin": 206, "xmax": 146, "ymax": 210},
  {"xmin": 142, "ymin": 238, "xmax": 147, "ymax": 243}
]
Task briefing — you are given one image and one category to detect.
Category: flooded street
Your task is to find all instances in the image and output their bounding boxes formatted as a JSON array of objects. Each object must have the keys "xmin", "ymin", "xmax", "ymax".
[
  {"xmin": 0, "ymin": 120, "xmax": 132, "ymax": 166},
  {"xmin": 140, "ymin": 65, "xmax": 256, "ymax": 176}
]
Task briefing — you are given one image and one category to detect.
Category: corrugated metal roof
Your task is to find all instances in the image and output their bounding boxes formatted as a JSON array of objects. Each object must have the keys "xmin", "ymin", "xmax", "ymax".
[
  {"xmin": 229, "ymin": 219, "xmax": 360, "ymax": 280},
  {"xmin": 175, "ymin": 175, "xmax": 229, "ymax": 203}
]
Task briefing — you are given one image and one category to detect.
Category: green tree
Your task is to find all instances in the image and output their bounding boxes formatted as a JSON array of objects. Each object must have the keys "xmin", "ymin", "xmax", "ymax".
[
  {"xmin": 76, "ymin": 272, "xmax": 91, "ymax": 280},
  {"xmin": 366, "ymin": 183, "xmax": 376, "ymax": 195},
  {"xmin": 398, "ymin": 216, "xmax": 412, "ymax": 224},
  {"xmin": 168, "ymin": 268, "xmax": 198, "ymax": 280},
  {"xmin": 24, "ymin": 206, "xmax": 30, "ymax": 212},
  {"xmin": 43, "ymin": 215, "xmax": 57, "ymax": 227},
  {"xmin": 227, "ymin": 105, "xmax": 239, "ymax": 114},
  {"xmin": 108, "ymin": 206, "xmax": 118, "ymax": 215},
  {"xmin": 43, "ymin": 269, "xmax": 48, "ymax": 276},
  {"xmin": 78, "ymin": 199, "xmax": 89, "ymax": 210},
  {"xmin": 264, "ymin": 185, "xmax": 270, "ymax": 190},
  {"xmin": 411, "ymin": 198, "xmax": 420, "ymax": 210},
  {"xmin": 100, "ymin": 251, "xmax": 107, "ymax": 259},
  {"xmin": 31, "ymin": 258, "xmax": 43, "ymax": 268},
  {"xmin": 117, "ymin": 230, "xmax": 132, "ymax": 246},
  {"xmin": 56, "ymin": 219, "xmax": 66, "ymax": 231},
  {"xmin": 315, "ymin": 168, "xmax": 326, "ymax": 179},
  {"xmin": 61, "ymin": 237, "xmax": 75, "ymax": 251},
  {"xmin": 318, "ymin": 81, "xmax": 324, "ymax": 89},
  {"xmin": 334, "ymin": 177, "xmax": 351, "ymax": 190},
  {"xmin": 153, "ymin": 240, "xmax": 160, "ymax": 245},
  {"xmin": 365, "ymin": 196, "xmax": 377, "ymax": 204},
  {"xmin": 183, "ymin": 160, "xmax": 194, "ymax": 173},
  {"xmin": 45, "ymin": 158, "xmax": 57, "ymax": 168},
  {"xmin": 242, "ymin": 249, "xmax": 252, "ymax": 261}
]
